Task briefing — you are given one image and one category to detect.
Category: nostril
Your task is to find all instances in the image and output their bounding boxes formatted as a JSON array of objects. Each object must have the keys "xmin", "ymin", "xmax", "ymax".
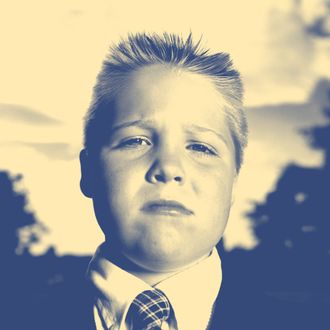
[
  {"xmin": 153, "ymin": 174, "xmax": 183, "ymax": 183},
  {"xmin": 155, "ymin": 174, "xmax": 165, "ymax": 182}
]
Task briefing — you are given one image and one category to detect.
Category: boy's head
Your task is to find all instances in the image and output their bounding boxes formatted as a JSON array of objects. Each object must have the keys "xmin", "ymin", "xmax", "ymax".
[{"xmin": 80, "ymin": 33, "xmax": 248, "ymax": 272}]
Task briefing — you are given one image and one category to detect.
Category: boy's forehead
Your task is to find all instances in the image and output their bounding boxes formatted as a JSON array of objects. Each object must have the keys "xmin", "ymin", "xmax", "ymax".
[
  {"xmin": 122, "ymin": 64, "xmax": 220, "ymax": 101},
  {"xmin": 114, "ymin": 64, "xmax": 227, "ymax": 125}
]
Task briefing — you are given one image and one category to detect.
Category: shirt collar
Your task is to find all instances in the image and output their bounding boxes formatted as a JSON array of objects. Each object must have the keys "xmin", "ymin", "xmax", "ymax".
[
  {"xmin": 87, "ymin": 243, "xmax": 222, "ymax": 330},
  {"xmin": 155, "ymin": 249, "xmax": 222, "ymax": 330},
  {"xmin": 87, "ymin": 244, "xmax": 151, "ymax": 329}
]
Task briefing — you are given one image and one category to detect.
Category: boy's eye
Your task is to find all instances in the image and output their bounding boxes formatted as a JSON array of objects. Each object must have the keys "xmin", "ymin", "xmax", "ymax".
[
  {"xmin": 186, "ymin": 143, "xmax": 218, "ymax": 156},
  {"xmin": 117, "ymin": 137, "xmax": 151, "ymax": 149}
]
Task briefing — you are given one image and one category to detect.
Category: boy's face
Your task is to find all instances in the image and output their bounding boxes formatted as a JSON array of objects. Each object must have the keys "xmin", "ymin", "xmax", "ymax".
[{"xmin": 87, "ymin": 64, "xmax": 237, "ymax": 272}]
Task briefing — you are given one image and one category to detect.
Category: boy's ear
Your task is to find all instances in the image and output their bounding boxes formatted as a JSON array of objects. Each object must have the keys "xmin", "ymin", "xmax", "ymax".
[{"xmin": 79, "ymin": 149, "xmax": 94, "ymax": 198}]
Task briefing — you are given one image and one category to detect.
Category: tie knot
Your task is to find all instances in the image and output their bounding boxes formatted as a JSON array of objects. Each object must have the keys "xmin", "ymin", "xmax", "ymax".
[{"xmin": 128, "ymin": 289, "xmax": 171, "ymax": 330}]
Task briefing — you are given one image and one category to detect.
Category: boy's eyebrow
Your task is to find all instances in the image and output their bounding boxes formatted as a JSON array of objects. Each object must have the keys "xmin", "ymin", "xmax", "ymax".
[
  {"xmin": 111, "ymin": 120, "xmax": 229, "ymax": 146},
  {"xmin": 111, "ymin": 119, "xmax": 155, "ymax": 132},
  {"xmin": 185, "ymin": 124, "xmax": 229, "ymax": 146}
]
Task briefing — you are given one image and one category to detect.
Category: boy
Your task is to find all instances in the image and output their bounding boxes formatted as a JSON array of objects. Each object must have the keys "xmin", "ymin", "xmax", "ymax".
[{"xmin": 80, "ymin": 33, "xmax": 248, "ymax": 330}]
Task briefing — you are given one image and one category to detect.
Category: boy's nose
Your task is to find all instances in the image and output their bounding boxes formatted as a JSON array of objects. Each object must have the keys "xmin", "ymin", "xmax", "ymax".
[{"xmin": 146, "ymin": 150, "xmax": 185, "ymax": 185}]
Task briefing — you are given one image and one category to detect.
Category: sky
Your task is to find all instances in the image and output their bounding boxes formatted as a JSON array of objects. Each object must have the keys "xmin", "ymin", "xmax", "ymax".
[{"xmin": 1, "ymin": 0, "xmax": 330, "ymax": 255}]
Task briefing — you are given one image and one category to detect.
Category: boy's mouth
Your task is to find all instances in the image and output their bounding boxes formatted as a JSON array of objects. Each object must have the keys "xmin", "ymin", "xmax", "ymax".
[{"xmin": 141, "ymin": 199, "xmax": 194, "ymax": 216}]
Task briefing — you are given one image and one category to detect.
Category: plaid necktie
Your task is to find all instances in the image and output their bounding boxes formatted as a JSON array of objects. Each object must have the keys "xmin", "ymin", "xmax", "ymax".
[{"xmin": 127, "ymin": 289, "xmax": 171, "ymax": 330}]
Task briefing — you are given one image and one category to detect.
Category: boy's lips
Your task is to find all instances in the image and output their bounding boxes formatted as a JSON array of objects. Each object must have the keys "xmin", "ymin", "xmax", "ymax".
[{"xmin": 141, "ymin": 199, "xmax": 194, "ymax": 216}]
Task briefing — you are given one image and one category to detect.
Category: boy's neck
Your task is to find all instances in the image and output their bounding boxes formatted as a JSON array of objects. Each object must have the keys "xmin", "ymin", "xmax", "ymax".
[
  {"xmin": 102, "ymin": 241, "xmax": 210, "ymax": 286},
  {"xmin": 129, "ymin": 267, "xmax": 177, "ymax": 286}
]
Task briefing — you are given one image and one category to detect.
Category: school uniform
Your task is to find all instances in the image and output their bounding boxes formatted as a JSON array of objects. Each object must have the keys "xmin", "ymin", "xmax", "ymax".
[{"xmin": 86, "ymin": 242, "xmax": 222, "ymax": 330}]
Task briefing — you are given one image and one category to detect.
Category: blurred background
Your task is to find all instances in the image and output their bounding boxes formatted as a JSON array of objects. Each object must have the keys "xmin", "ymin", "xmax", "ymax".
[{"xmin": 1, "ymin": 0, "xmax": 330, "ymax": 329}]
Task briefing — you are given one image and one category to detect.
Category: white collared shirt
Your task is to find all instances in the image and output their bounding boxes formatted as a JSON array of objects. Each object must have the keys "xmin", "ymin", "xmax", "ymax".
[{"xmin": 87, "ymin": 244, "xmax": 222, "ymax": 330}]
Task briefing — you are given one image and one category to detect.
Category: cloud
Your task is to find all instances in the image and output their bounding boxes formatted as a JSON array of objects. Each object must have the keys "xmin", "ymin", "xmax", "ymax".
[
  {"xmin": 68, "ymin": 9, "xmax": 84, "ymax": 17},
  {"xmin": 265, "ymin": 3, "xmax": 315, "ymax": 83},
  {"xmin": 23, "ymin": 143, "xmax": 78, "ymax": 160},
  {"xmin": 301, "ymin": 0, "xmax": 330, "ymax": 37},
  {"xmin": 307, "ymin": 16, "xmax": 330, "ymax": 38},
  {"xmin": 246, "ymin": 79, "xmax": 330, "ymax": 168},
  {"xmin": 0, "ymin": 103, "xmax": 61, "ymax": 125},
  {"xmin": 0, "ymin": 142, "xmax": 77, "ymax": 160},
  {"xmin": 248, "ymin": 79, "xmax": 330, "ymax": 125},
  {"xmin": 244, "ymin": 1, "xmax": 330, "ymax": 106}
]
